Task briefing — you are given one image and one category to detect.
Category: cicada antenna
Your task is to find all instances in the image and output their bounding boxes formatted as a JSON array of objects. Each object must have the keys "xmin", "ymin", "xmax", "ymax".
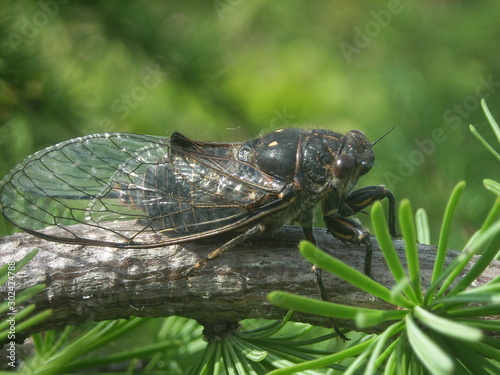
[{"xmin": 372, "ymin": 124, "xmax": 396, "ymax": 146}]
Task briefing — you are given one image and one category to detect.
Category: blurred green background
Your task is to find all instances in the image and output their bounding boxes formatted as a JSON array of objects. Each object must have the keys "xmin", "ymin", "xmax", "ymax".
[{"xmin": 0, "ymin": 0, "xmax": 499, "ymax": 250}]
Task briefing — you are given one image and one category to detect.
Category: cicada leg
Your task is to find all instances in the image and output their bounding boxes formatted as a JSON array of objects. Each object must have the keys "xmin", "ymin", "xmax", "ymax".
[
  {"xmin": 323, "ymin": 185, "xmax": 397, "ymax": 277},
  {"xmin": 323, "ymin": 216, "xmax": 374, "ymax": 276},
  {"xmin": 182, "ymin": 224, "xmax": 265, "ymax": 276},
  {"xmin": 338, "ymin": 185, "xmax": 397, "ymax": 237},
  {"xmin": 301, "ymin": 211, "xmax": 350, "ymax": 342}
]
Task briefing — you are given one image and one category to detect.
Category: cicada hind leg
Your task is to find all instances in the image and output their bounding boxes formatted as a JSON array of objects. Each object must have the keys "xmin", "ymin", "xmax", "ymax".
[{"xmin": 182, "ymin": 224, "xmax": 265, "ymax": 277}]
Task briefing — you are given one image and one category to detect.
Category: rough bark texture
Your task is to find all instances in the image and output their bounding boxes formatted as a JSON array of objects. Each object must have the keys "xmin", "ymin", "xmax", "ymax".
[{"xmin": 1, "ymin": 224, "xmax": 499, "ymax": 342}]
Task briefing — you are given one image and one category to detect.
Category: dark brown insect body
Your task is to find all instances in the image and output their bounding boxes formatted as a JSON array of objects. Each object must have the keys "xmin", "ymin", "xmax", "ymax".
[
  {"xmin": 0, "ymin": 128, "xmax": 396, "ymax": 340},
  {"xmin": 0, "ymin": 128, "xmax": 395, "ymax": 251}
]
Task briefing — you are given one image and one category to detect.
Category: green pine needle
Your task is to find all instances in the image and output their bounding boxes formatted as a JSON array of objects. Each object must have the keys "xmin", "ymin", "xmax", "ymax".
[
  {"xmin": 299, "ymin": 239, "xmax": 414, "ymax": 309},
  {"xmin": 406, "ymin": 313, "xmax": 454, "ymax": 375},
  {"xmin": 415, "ymin": 208, "xmax": 431, "ymax": 245},
  {"xmin": 399, "ymin": 199, "xmax": 423, "ymax": 304},
  {"xmin": 430, "ymin": 181, "xmax": 466, "ymax": 288},
  {"xmin": 413, "ymin": 306, "xmax": 482, "ymax": 342}
]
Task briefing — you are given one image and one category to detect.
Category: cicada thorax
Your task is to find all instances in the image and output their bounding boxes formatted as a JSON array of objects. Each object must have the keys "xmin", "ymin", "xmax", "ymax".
[{"xmin": 237, "ymin": 128, "xmax": 345, "ymax": 193}]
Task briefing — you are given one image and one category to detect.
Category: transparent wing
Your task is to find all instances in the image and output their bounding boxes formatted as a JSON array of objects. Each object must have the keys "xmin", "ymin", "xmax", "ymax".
[{"xmin": 0, "ymin": 132, "xmax": 289, "ymax": 247}]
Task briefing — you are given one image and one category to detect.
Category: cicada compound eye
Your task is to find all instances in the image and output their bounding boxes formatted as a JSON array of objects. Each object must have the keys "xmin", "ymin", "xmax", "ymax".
[{"xmin": 333, "ymin": 154, "xmax": 355, "ymax": 179}]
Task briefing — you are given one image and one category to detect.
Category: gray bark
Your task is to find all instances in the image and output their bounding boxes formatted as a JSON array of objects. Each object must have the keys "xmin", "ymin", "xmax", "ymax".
[{"xmin": 1, "ymin": 224, "xmax": 499, "ymax": 341}]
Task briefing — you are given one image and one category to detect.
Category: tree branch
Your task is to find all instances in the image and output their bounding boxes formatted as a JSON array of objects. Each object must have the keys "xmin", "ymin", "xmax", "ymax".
[{"xmin": 1, "ymin": 224, "xmax": 499, "ymax": 341}]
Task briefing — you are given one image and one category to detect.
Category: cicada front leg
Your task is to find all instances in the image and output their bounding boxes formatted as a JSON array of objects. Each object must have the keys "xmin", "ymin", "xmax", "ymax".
[
  {"xmin": 337, "ymin": 185, "xmax": 397, "ymax": 237},
  {"xmin": 323, "ymin": 185, "xmax": 397, "ymax": 277}
]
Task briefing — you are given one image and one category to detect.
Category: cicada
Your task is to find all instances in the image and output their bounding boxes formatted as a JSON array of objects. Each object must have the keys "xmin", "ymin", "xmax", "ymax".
[{"xmin": 0, "ymin": 128, "xmax": 396, "ymax": 339}]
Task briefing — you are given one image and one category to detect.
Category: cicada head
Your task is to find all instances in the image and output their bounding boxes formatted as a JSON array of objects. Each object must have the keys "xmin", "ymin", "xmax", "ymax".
[
  {"xmin": 333, "ymin": 130, "xmax": 375, "ymax": 180},
  {"xmin": 312, "ymin": 129, "xmax": 375, "ymax": 197}
]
